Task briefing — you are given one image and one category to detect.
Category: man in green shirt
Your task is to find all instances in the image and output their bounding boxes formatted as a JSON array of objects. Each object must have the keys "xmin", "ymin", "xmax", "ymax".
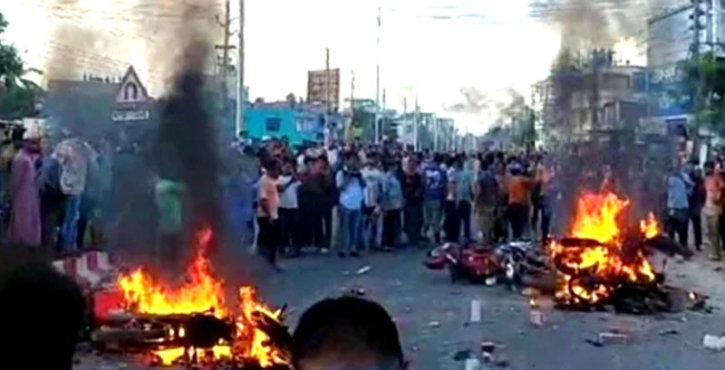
[{"xmin": 155, "ymin": 177, "xmax": 184, "ymax": 269}]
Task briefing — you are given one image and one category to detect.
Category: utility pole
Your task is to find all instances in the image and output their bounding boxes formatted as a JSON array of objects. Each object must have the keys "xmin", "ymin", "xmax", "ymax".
[
  {"xmin": 325, "ymin": 47, "xmax": 331, "ymax": 147},
  {"xmin": 236, "ymin": 0, "xmax": 245, "ymax": 137},
  {"xmin": 347, "ymin": 70, "xmax": 355, "ymax": 142},
  {"xmin": 375, "ymin": 6, "xmax": 381, "ymax": 144},
  {"xmin": 691, "ymin": 0, "xmax": 705, "ymax": 158},
  {"xmin": 215, "ymin": 0, "xmax": 233, "ymax": 113},
  {"xmin": 414, "ymin": 94, "xmax": 419, "ymax": 151}
]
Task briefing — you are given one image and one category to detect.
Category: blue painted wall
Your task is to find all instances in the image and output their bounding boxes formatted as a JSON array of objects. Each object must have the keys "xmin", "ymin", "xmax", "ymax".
[{"xmin": 244, "ymin": 103, "xmax": 340, "ymax": 146}]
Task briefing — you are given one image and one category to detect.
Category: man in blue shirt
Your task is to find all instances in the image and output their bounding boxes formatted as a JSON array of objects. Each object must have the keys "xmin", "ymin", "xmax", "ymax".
[
  {"xmin": 336, "ymin": 151, "xmax": 365, "ymax": 257},
  {"xmin": 423, "ymin": 154, "xmax": 447, "ymax": 244},
  {"xmin": 667, "ymin": 164, "xmax": 694, "ymax": 249}
]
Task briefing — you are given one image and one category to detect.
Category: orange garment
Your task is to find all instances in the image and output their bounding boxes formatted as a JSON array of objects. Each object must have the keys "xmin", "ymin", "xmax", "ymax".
[
  {"xmin": 704, "ymin": 174, "xmax": 725, "ymax": 215},
  {"xmin": 506, "ymin": 175, "xmax": 532, "ymax": 205}
]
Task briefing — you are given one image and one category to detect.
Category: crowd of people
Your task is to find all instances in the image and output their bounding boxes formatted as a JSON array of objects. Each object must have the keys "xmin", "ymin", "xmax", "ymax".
[
  {"xmin": 670, "ymin": 156, "xmax": 725, "ymax": 262},
  {"xmin": 251, "ymin": 138, "xmax": 556, "ymax": 270},
  {"xmin": 0, "ymin": 124, "xmax": 112, "ymax": 259}
]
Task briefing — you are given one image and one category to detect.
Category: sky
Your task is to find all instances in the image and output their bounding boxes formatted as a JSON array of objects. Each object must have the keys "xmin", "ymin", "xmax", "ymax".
[{"xmin": 2, "ymin": 0, "xmax": 569, "ymax": 134}]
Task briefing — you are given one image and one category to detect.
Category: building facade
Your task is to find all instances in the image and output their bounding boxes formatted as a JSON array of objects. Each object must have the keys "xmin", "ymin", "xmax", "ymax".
[{"xmin": 245, "ymin": 101, "xmax": 342, "ymax": 146}]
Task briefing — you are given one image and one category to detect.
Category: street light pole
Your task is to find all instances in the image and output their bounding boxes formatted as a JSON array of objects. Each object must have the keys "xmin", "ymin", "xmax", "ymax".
[{"xmin": 236, "ymin": 0, "xmax": 245, "ymax": 137}]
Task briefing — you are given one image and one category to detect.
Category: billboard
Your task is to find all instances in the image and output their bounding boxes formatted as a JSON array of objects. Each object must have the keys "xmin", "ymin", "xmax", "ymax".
[
  {"xmin": 307, "ymin": 68, "xmax": 340, "ymax": 112},
  {"xmin": 648, "ymin": 63, "xmax": 693, "ymax": 117}
]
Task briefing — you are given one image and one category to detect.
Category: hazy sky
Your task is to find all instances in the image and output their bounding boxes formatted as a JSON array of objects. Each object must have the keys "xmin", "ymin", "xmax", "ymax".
[{"xmin": 2, "ymin": 0, "xmax": 566, "ymax": 134}]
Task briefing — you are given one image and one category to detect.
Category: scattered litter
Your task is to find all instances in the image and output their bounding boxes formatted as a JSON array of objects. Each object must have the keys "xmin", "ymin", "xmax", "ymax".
[
  {"xmin": 521, "ymin": 287, "xmax": 540, "ymax": 297},
  {"xmin": 529, "ymin": 299, "xmax": 544, "ymax": 327},
  {"xmin": 703, "ymin": 334, "xmax": 725, "ymax": 351},
  {"xmin": 715, "ymin": 266, "xmax": 724, "ymax": 272},
  {"xmin": 597, "ymin": 331, "xmax": 630, "ymax": 345},
  {"xmin": 453, "ymin": 349, "xmax": 472, "ymax": 361},
  {"xmin": 464, "ymin": 358, "xmax": 480, "ymax": 370},
  {"xmin": 411, "ymin": 345, "xmax": 419, "ymax": 352},
  {"xmin": 480, "ymin": 341, "xmax": 497, "ymax": 354},
  {"xmin": 428, "ymin": 321, "xmax": 441, "ymax": 328},
  {"xmin": 342, "ymin": 271, "xmax": 351, "ymax": 276},
  {"xmin": 485, "ymin": 277, "xmax": 497, "ymax": 286},
  {"xmin": 659, "ymin": 329, "xmax": 679, "ymax": 336},
  {"xmin": 356, "ymin": 266, "xmax": 372, "ymax": 275},
  {"xmin": 404, "ymin": 306, "xmax": 412, "ymax": 313},
  {"xmin": 585, "ymin": 338, "xmax": 604, "ymax": 347},
  {"xmin": 348, "ymin": 288, "xmax": 365, "ymax": 296}
]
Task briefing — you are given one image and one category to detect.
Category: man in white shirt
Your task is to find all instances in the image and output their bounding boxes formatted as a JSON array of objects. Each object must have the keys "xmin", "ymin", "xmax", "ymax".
[
  {"xmin": 278, "ymin": 158, "xmax": 302, "ymax": 257},
  {"xmin": 361, "ymin": 154, "xmax": 384, "ymax": 250}
]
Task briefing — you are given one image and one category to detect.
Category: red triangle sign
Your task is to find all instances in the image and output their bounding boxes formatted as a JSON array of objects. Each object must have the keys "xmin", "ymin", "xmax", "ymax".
[{"xmin": 116, "ymin": 66, "xmax": 150, "ymax": 104}]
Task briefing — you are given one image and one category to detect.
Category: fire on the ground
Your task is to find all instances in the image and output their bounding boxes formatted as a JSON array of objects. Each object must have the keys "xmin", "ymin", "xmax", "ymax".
[
  {"xmin": 116, "ymin": 227, "xmax": 288, "ymax": 367},
  {"xmin": 549, "ymin": 192, "xmax": 660, "ymax": 306}
]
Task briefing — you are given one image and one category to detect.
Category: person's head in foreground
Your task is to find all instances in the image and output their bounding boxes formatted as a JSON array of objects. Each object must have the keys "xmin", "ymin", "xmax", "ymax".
[
  {"xmin": 0, "ymin": 261, "xmax": 86, "ymax": 370},
  {"xmin": 292, "ymin": 296, "xmax": 406, "ymax": 370}
]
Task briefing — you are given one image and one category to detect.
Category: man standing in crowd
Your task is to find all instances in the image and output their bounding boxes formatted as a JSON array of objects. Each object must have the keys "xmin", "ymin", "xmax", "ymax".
[
  {"xmin": 666, "ymin": 162, "xmax": 693, "ymax": 250},
  {"xmin": 686, "ymin": 160, "xmax": 705, "ymax": 252},
  {"xmin": 703, "ymin": 161, "xmax": 723, "ymax": 261},
  {"xmin": 381, "ymin": 160, "xmax": 403, "ymax": 250},
  {"xmin": 505, "ymin": 162, "xmax": 532, "ymax": 240},
  {"xmin": 336, "ymin": 152, "xmax": 365, "ymax": 257},
  {"xmin": 457, "ymin": 157, "xmax": 475, "ymax": 241},
  {"xmin": 8, "ymin": 128, "xmax": 42, "ymax": 249},
  {"xmin": 444, "ymin": 157, "xmax": 461, "ymax": 243},
  {"xmin": 278, "ymin": 158, "xmax": 302, "ymax": 257},
  {"xmin": 424, "ymin": 154, "xmax": 446, "ymax": 244},
  {"xmin": 154, "ymin": 174, "xmax": 184, "ymax": 272},
  {"xmin": 361, "ymin": 154, "xmax": 384, "ymax": 250},
  {"xmin": 402, "ymin": 158, "xmax": 424, "ymax": 247},
  {"xmin": 475, "ymin": 156, "xmax": 498, "ymax": 245},
  {"xmin": 257, "ymin": 159, "xmax": 282, "ymax": 271}
]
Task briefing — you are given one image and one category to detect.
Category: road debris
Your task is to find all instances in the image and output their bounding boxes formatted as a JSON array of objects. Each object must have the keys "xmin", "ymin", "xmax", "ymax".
[
  {"xmin": 428, "ymin": 321, "xmax": 441, "ymax": 328},
  {"xmin": 529, "ymin": 299, "xmax": 544, "ymax": 327},
  {"xmin": 597, "ymin": 331, "xmax": 630, "ymax": 345},
  {"xmin": 585, "ymin": 338, "xmax": 604, "ymax": 347},
  {"xmin": 356, "ymin": 266, "xmax": 372, "ymax": 275},
  {"xmin": 703, "ymin": 334, "xmax": 725, "ymax": 351},
  {"xmin": 453, "ymin": 349, "xmax": 472, "ymax": 361},
  {"xmin": 658, "ymin": 329, "xmax": 679, "ymax": 336}
]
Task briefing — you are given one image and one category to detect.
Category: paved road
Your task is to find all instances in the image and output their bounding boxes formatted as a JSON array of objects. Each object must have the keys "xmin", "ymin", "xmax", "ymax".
[{"xmin": 77, "ymin": 248, "xmax": 725, "ymax": 370}]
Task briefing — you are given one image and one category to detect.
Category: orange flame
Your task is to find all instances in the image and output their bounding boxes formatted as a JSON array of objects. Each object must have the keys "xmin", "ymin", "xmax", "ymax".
[
  {"xmin": 571, "ymin": 192, "xmax": 629, "ymax": 243},
  {"xmin": 118, "ymin": 228, "xmax": 225, "ymax": 317},
  {"xmin": 639, "ymin": 212, "xmax": 660, "ymax": 239},
  {"xmin": 117, "ymin": 227, "xmax": 287, "ymax": 367},
  {"xmin": 550, "ymin": 192, "xmax": 658, "ymax": 305}
]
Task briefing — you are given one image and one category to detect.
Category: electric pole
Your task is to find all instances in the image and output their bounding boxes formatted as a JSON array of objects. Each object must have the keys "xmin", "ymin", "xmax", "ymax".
[
  {"xmin": 375, "ymin": 6, "xmax": 381, "ymax": 144},
  {"xmin": 325, "ymin": 47, "xmax": 331, "ymax": 147},
  {"xmin": 236, "ymin": 0, "xmax": 245, "ymax": 137},
  {"xmin": 347, "ymin": 71, "xmax": 355, "ymax": 142},
  {"xmin": 691, "ymin": 0, "xmax": 705, "ymax": 157},
  {"xmin": 215, "ymin": 0, "xmax": 233, "ymax": 114}
]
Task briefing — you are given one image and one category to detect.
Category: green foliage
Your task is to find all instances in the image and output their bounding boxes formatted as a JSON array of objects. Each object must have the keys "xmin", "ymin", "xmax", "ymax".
[
  {"xmin": 0, "ymin": 12, "xmax": 40, "ymax": 120},
  {"xmin": 683, "ymin": 52, "xmax": 725, "ymax": 131}
]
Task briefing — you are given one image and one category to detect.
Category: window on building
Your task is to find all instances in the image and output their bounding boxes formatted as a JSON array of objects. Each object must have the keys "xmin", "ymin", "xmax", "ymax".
[{"xmin": 266, "ymin": 117, "xmax": 281, "ymax": 132}]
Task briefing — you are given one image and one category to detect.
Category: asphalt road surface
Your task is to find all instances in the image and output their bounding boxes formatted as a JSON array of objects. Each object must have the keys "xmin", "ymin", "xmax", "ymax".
[{"xmin": 76, "ymin": 248, "xmax": 725, "ymax": 370}]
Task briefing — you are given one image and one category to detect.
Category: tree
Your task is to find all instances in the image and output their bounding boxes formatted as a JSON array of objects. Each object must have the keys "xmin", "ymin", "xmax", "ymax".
[{"xmin": 0, "ymin": 12, "xmax": 40, "ymax": 119}]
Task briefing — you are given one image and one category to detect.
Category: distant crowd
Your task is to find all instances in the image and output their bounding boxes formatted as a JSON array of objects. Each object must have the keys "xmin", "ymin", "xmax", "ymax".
[{"xmin": 249, "ymin": 138, "xmax": 555, "ymax": 270}]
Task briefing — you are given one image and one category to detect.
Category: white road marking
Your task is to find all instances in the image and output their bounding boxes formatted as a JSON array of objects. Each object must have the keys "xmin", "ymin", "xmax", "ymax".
[
  {"xmin": 470, "ymin": 299, "xmax": 481, "ymax": 323},
  {"xmin": 464, "ymin": 358, "xmax": 480, "ymax": 370}
]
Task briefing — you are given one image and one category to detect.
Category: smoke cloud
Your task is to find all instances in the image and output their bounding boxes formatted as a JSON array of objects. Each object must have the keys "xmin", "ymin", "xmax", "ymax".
[{"xmin": 530, "ymin": 0, "xmax": 649, "ymax": 50}]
